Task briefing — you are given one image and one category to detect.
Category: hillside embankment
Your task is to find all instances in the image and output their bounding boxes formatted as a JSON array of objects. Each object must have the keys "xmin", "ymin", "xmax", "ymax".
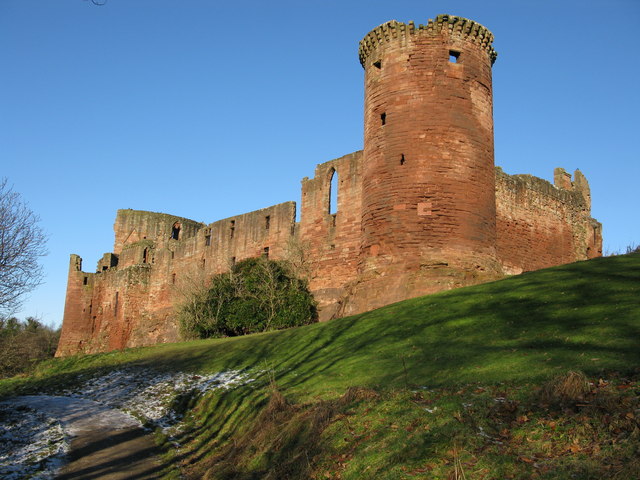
[{"xmin": 1, "ymin": 252, "xmax": 639, "ymax": 479}]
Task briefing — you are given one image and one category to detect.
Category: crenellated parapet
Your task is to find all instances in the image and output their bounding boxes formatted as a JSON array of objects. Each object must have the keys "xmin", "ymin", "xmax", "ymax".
[{"xmin": 358, "ymin": 14, "xmax": 497, "ymax": 68}]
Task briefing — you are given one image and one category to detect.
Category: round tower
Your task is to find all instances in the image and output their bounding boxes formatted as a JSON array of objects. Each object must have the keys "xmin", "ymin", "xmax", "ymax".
[{"xmin": 356, "ymin": 15, "xmax": 501, "ymax": 307}]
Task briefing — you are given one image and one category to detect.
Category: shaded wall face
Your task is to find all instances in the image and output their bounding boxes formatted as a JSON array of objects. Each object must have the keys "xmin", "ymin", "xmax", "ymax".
[
  {"xmin": 361, "ymin": 27, "xmax": 497, "ymax": 275},
  {"xmin": 56, "ymin": 256, "xmax": 96, "ymax": 357},
  {"xmin": 495, "ymin": 170, "xmax": 602, "ymax": 274}
]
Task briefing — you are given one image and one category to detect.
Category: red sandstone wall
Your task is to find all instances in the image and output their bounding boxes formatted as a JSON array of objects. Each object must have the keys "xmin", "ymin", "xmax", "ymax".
[
  {"xmin": 360, "ymin": 18, "xmax": 497, "ymax": 265},
  {"xmin": 348, "ymin": 17, "xmax": 502, "ymax": 314},
  {"xmin": 299, "ymin": 151, "xmax": 363, "ymax": 320},
  {"xmin": 57, "ymin": 256, "xmax": 97, "ymax": 356},
  {"xmin": 56, "ymin": 15, "xmax": 604, "ymax": 358},
  {"xmin": 113, "ymin": 210, "xmax": 204, "ymax": 256},
  {"xmin": 57, "ymin": 203, "xmax": 297, "ymax": 356},
  {"xmin": 496, "ymin": 167, "xmax": 602, "ymax": 274}
]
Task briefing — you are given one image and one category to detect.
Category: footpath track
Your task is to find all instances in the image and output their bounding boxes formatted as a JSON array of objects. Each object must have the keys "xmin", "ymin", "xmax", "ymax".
[{"xmin": 2, "ymin": 395, "xmax": 163, "ymax": 479}]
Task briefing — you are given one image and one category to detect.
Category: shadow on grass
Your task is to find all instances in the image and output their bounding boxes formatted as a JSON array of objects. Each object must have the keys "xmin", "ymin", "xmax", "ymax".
[
  {"xmin": 56, "ymin": 426, "xmax": 164, "ymax": 480},
  {"xmin": 1, "ymin": 254, "xmax": 638, "ymax": 478}
]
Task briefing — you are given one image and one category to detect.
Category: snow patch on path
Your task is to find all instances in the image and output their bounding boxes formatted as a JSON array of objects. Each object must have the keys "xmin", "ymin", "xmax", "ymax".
[
  {"xmin": 59, "ymin": 368, "xmax": 254, "ymax": 429},
  {"xmin": 0, "ymin": 403, "xmax": 67, "ymax": 480},
  {"xmin": 0, "ymin": 367, "xmax": 256, "ymax": 479}
]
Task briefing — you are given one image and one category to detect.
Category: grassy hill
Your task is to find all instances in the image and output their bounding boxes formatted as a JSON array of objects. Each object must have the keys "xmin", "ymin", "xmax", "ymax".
[{"xmin": 2, "ymin": 253, "xmax": 639, "ymax": 479}]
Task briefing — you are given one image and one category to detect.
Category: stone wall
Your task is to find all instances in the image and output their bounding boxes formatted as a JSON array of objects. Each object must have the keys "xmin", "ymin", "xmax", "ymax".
[
  {"xmin": 300, "ymin": 151, "xmax": 363, "ymax": 320},
  {"xmin": 348, "ymin": 15, "xmax": 502, "ymax": 314},
  {"xmin": 56, "ymin": 14, "xmax": 603, "ymax": 357},
  {"xmin": 57, "ymin": 203, "xmax": 297, "ymax": 355},
  {"xmin": 496, "ymin": 167, "xmax": 602, "ymax": 274}
]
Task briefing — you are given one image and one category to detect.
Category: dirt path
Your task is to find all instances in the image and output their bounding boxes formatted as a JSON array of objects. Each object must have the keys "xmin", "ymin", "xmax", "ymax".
[{"xmin": 5, "ymin": 396, "xmax": 165, "ymax": 479}]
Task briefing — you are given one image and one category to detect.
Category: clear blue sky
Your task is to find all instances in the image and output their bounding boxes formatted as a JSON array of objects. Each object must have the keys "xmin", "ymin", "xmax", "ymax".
[{"xmin": 1, "ymin": 0, "xmax": 638, "ymax": 327}]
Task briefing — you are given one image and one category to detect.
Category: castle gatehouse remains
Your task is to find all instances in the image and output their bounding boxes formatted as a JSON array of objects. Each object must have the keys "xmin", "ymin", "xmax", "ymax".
[{"xmin": 57, "ymin": 15, "xmax": 602, "ymax": 356}]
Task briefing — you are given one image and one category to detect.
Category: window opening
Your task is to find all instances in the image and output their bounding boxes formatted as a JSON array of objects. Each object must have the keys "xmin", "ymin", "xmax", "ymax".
[
  {"xmin": 265, "ymin": 215, "xmax": 270, "ymax": 230},
  {"xmin": 205, "ymin": 235, "xmax": 211, "ymax": 246},
  {"xmin": 263, "ymin": 247, "xmax": 270, "ymax": 258},
  {"xmin": 380, "ymin": 112, "xmax": 386, "ymax": 125},
  {"xmin": 373, "ymin": 60, "xmax": 382, "ymax": 69},
  {"xmin": 329, "ymin": 168, "xmax": 338, "ymax": 215},
  {"xmin": 400, "ymin": 154, "xmax": 406, "ymax": 165},
  {"xmin": 201, "ymin": 258, "xmax": 206, "ymax": 269},
  {"xmin": 231, "ymin": 256, "xmax": 236, "ymax": 267},
  {"xmin": 449, "ymin": 50, "xmax": 460, "ymax": 63},
  {"xmin": 171, "ymin": 222, "xmax": 181, "ymax": 240},
  {"xmin": 142, "ymin": 248, "xmax": 148, "ymax": 264},
  {"xmin": 171, "ymin": 273, "xmax": 176, "ymax": 284},
  {"xmin": 230, "ymin": 220, "xmax": 235, "ymax": 239},
  {"xmin": 83, "ymin": 276, "xmax": 88, "ymax": 285},
  {"xmin": 89, "ymin": 303, "xmax": 92, "ymax": 314}
]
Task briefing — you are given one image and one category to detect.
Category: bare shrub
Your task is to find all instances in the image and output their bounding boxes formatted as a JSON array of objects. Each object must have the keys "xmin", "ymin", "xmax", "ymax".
[
  {"xmin": 539, "ymin": 370, "xmax": 591, "ymax": 406},
  {"xmin": 625, "ymin": 243, "xmax": 640, "ymax": 254},
  {"xmin": 0, "ymin": 317, "xmax": 60, "ymax": 378}
]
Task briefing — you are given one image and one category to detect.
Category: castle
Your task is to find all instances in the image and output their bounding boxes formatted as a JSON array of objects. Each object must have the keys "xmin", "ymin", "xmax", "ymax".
[{"xmin": 56, "ymin": 15, "xmax": 602, "ymax": 357}]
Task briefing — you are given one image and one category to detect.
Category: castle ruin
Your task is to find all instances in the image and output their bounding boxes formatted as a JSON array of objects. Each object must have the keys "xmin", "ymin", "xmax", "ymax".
[{"xmin": 57, "ymin": 15, "xmax": 602, "ymax": 356}]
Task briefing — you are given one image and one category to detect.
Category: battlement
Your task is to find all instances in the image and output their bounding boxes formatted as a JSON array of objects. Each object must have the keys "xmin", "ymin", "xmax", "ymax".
[{"xmin": 359, "ymin": 14, "xmax": 497, "ymax": 67}]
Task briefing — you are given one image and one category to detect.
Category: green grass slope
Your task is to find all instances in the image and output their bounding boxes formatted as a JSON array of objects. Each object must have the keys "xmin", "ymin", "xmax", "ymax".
[{"xmin": 2, "ymin": 253, "xmax": 639, "ymax": 479}]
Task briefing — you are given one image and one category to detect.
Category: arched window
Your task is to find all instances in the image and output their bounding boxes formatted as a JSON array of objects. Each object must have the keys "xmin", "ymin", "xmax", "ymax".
[
  {"xmin": 329, "ymin": 168, "xmax": 338, "ymax": 215},
  {"xmin": 171, "ymin": 222, "xmax": 181, "ymax": 240}
]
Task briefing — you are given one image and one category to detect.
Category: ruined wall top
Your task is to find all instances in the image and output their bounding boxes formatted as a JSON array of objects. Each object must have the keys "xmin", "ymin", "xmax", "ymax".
[{"xmin": 358, "ymin": 14, "xmax": 497, "ymax": 68}]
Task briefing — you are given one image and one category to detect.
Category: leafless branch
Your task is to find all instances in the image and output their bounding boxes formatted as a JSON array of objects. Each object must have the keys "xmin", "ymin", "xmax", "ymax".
[{"xmin": 0, "ymin": 179, "xmax": 47, "ymax": 315}]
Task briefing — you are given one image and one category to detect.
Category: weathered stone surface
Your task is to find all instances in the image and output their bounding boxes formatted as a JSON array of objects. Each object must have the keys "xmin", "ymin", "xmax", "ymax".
[{"xmin": 56, "ymin": 15, "xmax": 602, "ymax": 357}]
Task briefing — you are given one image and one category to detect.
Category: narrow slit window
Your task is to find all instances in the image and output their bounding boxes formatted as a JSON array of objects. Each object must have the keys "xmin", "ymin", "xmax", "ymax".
[
  {"xmin": 400, "ymin": 154, "xmax": 406, "ymax": 165},
  {"xmin": 265, "ymin": 215, "xmax": 270, "ymax": 230},
  {"xmin": 380, "ymin": 112, "xmax": 386, "ymax": 125},
  {"xmin": 230, "ymin": 220, "xmax": 235, "ymax": 239},
  {"xmin": 205, "ymin": 235, "xmax": 211, "ymax": 246},
  {"xmin": 329, "ymin": 168, "xmax": 338, "ymax": 215},
  {"xmin": 201, "ymin": 258, "xmax": 206, "ymax": 269},
  {"xmin": 171, "ymin": 251, "xmax": 175, "ymax": 260},
  {"xmin": 449, "ymin": 50, "xmax": 460, "ymax": 63},
  {"xmin": 231, "ymin": 256, "xmax": 236, "ymax": 267},
  {"xmin": 263, "ymin": 247, "xmax": 270, "ymax": 258},
  {"xmin": 171, "ymin": 273, "xmax": 176, "ymax": 284},
  {"xmin": 114, "ymin": 292, "xmax": 119, "ymax": 313},
  {"xmin": 83, "ymin": 276, "xmax": 88, "ymax": 285},
  {"xmin": 171, "ymin": 222, "xmax": 181, "ymax": 240},
  {"xmin": 142, "ymin": 248, "xmax": 148, "ymax": 264},
  {"xmin": 373, "ymin": 60, "xmax": 382, "ymax": 69}
]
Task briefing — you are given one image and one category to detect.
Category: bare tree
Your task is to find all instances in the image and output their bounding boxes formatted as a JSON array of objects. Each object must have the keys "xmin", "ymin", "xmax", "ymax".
[{"xmin": 0, "ymin": 179, "xmax": 47, "ymax": 315}]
